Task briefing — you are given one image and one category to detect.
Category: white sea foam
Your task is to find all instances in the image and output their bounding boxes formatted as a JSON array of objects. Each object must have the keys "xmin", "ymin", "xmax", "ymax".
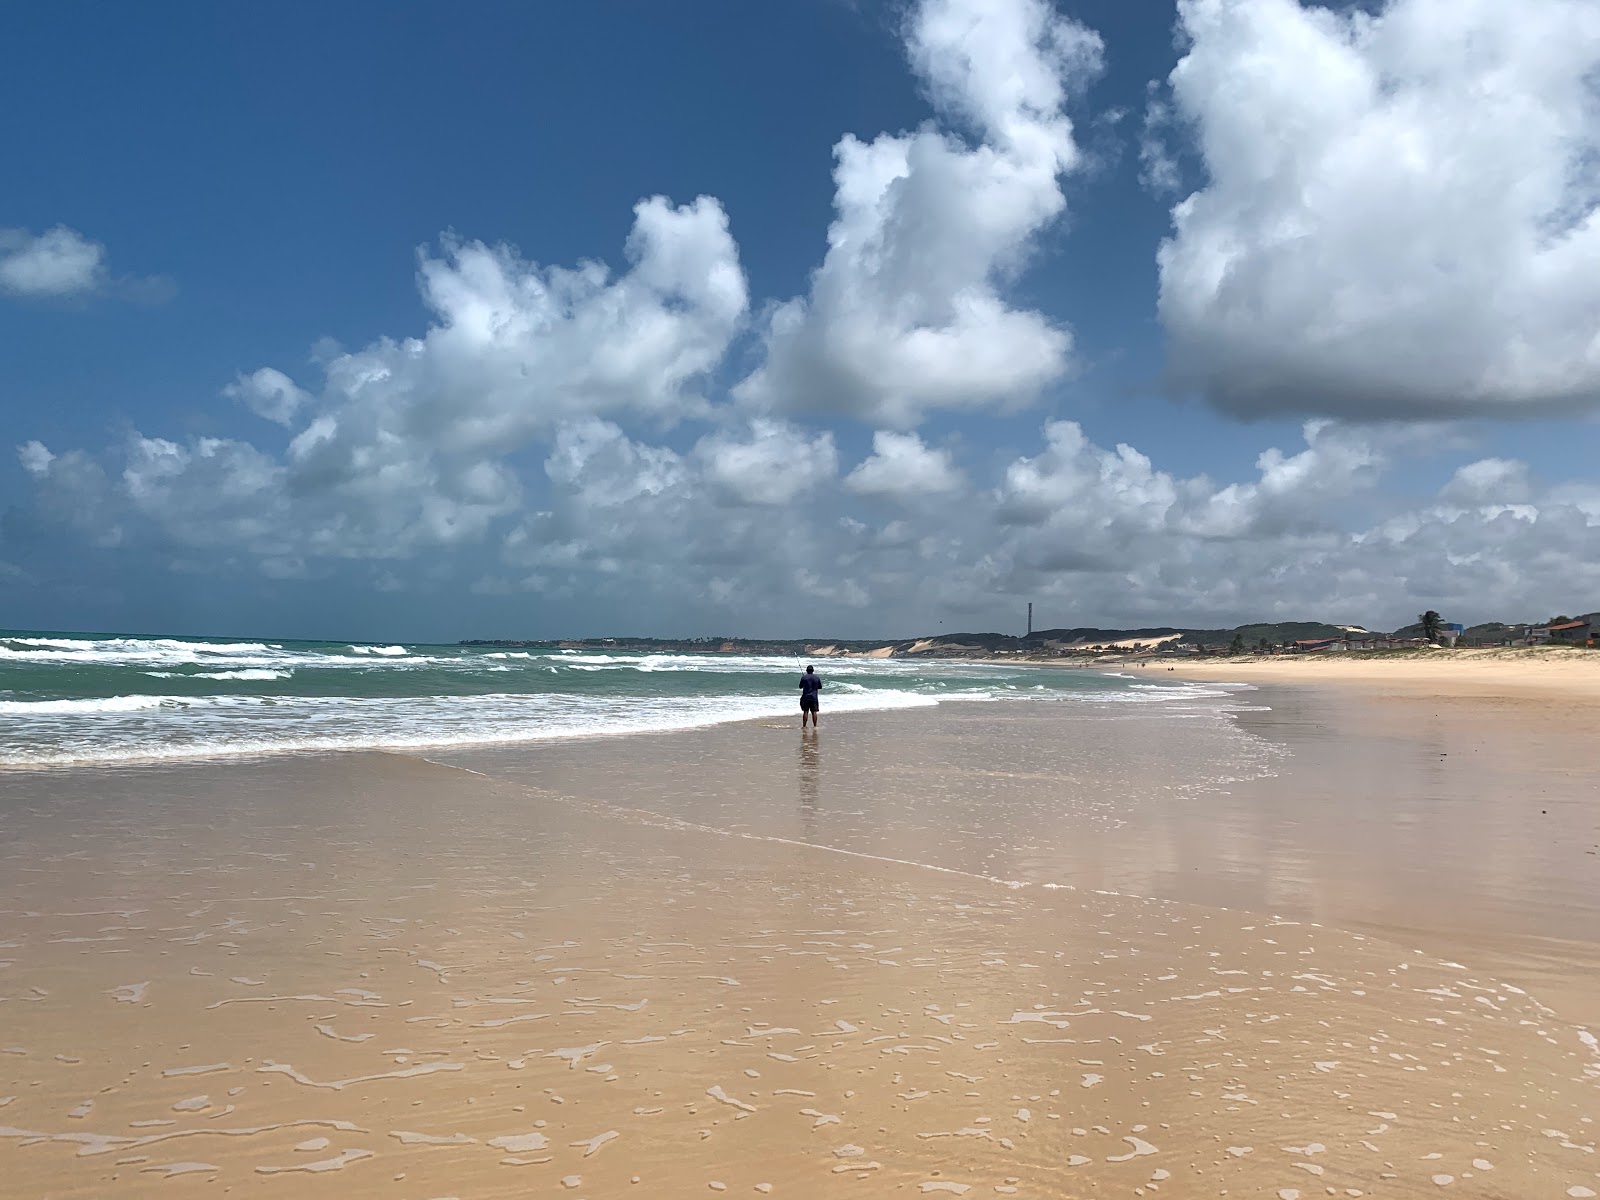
[
  {"xmin": 144, "ymin": 669, "xmax": 293, "ymax": 681},
  {"xmin": 550, "ymin": 652, "xmax": 928, "ymax": 676},
  {"xmin": 0, "ymin": 695, "xmax": 171, "ymax": 715},
  {"xmin": 0, "ymin": 635, "xmax": 450, "ymax": 671},
  {"xmin": 0, "ymin": 635, "xmax": 1246, "ymax": 768},
  {"xmin": 0, "ymin": 687, "xmax": 957, "ymax": 767}
]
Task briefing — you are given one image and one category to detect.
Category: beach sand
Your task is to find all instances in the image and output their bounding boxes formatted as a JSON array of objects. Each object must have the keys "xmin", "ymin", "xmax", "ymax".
[
  {"xmin": 1161, "ymin": 646, "xmax": 1600, "ymax": 700},
  {"xmin": 3, "ymin": 676, "xmax": 1599, "ymax": 1197}
]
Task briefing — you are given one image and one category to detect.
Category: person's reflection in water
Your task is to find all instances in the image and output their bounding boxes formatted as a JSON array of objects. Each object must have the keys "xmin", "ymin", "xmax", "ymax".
[{"xmin": 798, "ymin": 729, "xmax": 820, "ymax": 843}]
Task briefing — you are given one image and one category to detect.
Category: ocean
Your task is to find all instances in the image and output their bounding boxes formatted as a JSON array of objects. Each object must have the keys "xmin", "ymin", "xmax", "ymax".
[{"xmin": 0, "ymin": 629, "xmax": 1235, "ymax": 767}]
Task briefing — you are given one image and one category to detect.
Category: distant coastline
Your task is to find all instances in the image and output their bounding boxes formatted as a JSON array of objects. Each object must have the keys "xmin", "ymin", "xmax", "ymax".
[{"xmin": 460, "ymin": 611, "xmax": 1597, "ymax": 662}]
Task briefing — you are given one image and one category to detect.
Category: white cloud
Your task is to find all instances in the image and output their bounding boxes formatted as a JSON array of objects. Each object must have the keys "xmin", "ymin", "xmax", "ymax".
[
  {"xmin": 1182, "ymin": 420, "xmax": 1387, "ymax": 538},
  {"xmin": 502, "ymin": 420, "xmax": 849, "ymax": 614},
  {"xmin": 19, "ymin": 408, "xmax": 1600, "ymax": 628},
  {"xmin": 1440, "ymin": 457, "xmax": 1532, "ymax": 507},
  {"xmin": 18, "ymin": 429, "xmax": 520, "ymax": 563},
  {"xmin": 249, "ymin": 195, "xmax": 743, "ymax": 553},
  {"xmin": 8, "ymin": 196, "xmax": 745, "ymax": 568},
  {"xmin": 0, "ymin": 226, "xmax": 106, "ymax": 297},
  {"xmin": 1156, "ymin": 0, "xmax": 1600, "ymax": 418},
  {"xmin": 0, "ymin": 225, "xmax": 170, "ymax": 301},
  {"xmin": 845, "ymin": 431, "xmax": 963, "ymax": 499},
  {"xmin": 14, "ymin": 443, "xmax": 123, "ymax": 548},
  {"xmin": 18, "ymin": 440, "xmax": 55, "ymax": 476},
  {"xmin": 735, "ymin": 0, "xmax": 1102, "ymax": 428},
  {"xmin": 225, "ymin": 368, "xmax": 312, "ymax": 426},
  {"xmin": 695, "ymin": 419, "xmax": 837, "ymax": 507},
  {"xmin": 12, "ymin": 0, "xmax": 1600, "ymax": 630},
  {"xmin": 1137, "ymin": 83, "xmax": 1183, "ymax": 195},
  {"xmin": 493, "ymin": 416, "xmax": 1600, "ymax": 630},
  {"xmin": 291, "ymin": 194, "xmax": 745, "ymax": 479}
]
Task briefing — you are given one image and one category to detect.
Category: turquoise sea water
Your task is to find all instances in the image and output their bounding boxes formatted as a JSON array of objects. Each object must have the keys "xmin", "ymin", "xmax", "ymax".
[{"xmin": 0, "ymin": 630, "xmax": 1230, "ymax": 767}]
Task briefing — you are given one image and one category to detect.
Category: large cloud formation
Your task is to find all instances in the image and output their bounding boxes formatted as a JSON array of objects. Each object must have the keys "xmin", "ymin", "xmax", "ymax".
[
  {"xmin": 735, "ymin": 0, "xmax": 1102, "ymax": 427},
  {"xmin": 1156, "ymin": 0, "xmax": 1600, "ymax": 418},
  {"xmin": 505, "ymin": 418, "xmax": 1600, "ymax": 628},
  {"xmin": 9, "ymin": 0, "xmax": 1600, "ymax": 633},
  {"xmin": 22, "ymin": 196, "xmax": 747, "ymax": 564},
  {"xmin": 22, "ymin": 409, "xmax": 1600, "ymax": 631}
]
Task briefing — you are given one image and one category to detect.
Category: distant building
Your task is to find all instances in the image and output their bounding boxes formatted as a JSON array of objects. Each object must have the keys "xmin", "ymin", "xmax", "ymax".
[
  {"xmin": 1531, "ymin": 619, "xmax": 1592, "ymax": 645},
  {"xmin": 1293, "ymin": 638, "xmax": 1348, "ymax": 653},
  {"xmin": 1343, "ymin": 634, "xmax": 1431, "ymax": 650}
]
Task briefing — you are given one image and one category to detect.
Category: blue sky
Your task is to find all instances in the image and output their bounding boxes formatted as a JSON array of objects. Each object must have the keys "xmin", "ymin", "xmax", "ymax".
[{"xmin": 3, "ymin": 0, "xmax": 1598, "ymax": 641}]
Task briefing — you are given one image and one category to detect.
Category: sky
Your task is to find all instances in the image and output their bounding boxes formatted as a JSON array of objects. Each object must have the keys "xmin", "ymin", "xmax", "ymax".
[{"xmin": 3, "ymin": 0, "xmax": 1599, "ymax": 642}]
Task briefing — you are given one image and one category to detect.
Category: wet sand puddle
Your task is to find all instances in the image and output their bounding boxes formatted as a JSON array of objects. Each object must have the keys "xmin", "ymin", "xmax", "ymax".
[{"xmin": 1, "ymin": 754, "xmax": 1597, "ymax": 1198}]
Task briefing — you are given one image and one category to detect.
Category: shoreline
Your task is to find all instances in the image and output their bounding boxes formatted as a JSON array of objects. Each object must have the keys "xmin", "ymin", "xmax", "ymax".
[{"xmin": 0, "ymin": 663, "xmax": 1218, "ymax": 773}]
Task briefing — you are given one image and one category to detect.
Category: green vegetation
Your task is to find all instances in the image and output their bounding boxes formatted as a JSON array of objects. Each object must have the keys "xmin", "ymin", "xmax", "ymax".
[{"xmin": 1179, "ymin": 621, "xmax": 1347, "ymax": 647}]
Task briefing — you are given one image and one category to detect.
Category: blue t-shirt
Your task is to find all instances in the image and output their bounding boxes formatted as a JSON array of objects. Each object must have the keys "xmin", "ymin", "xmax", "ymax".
[{"xmin": 799, "ymin": 673, "xmax": 822, "ymax": 697}]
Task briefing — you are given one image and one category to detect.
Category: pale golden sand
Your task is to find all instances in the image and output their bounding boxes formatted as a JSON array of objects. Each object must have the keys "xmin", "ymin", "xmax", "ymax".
[
  {"xmin": 2, "ymin": 686, "xmax": 1599, "ymax": 1197},
  {"xmin": 1161, "ymin": 646, "xmax": 1600, "ymax": 700}
]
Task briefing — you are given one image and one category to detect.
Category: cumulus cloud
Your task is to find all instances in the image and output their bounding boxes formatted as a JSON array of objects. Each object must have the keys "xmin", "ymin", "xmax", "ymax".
[
  {"xmin": 17, "ymin": 440, "xmax": 55, "ymax": 476},
  {"xmin": 1439, "ymin": 458, "xmax": 1533, "ymax": 507},
  {"xmin": 225, "ymin": 368, "xmax": 312, "ymax": 426},
  {"xmin": 18, "ymin": 428, "xmax": 519, "ymax": 562},
  {"xmin": 10, "ymin": 195, "xmax": 746, "ymax": 565},
  {"xmin": 237, "ymin": 194, "xmax": 745, "ymax": 551},
  {"xmin": 0, "ymin": 226, "xmax": 107, "ymax": 297},
  {"xmin": 987, "ymin": 419, "xmax": 1400, "ymax": 608},
  {"xmin": 845, "ymin": 432, "xmax": 963, "ymax": 499},
  {"xmin": 0, "ymin": 224, "xmax": 171, "ymax": 301},
  {"xmin": 12, "ymin": 0, "xmax": 1600, "ymax": 631},
  {"xmin": 735, "ymin": 0, "xmax": 1102, "ymax": 428},
  {"xmin": 17, "ymin": 405, "xmax": 1600, "ymax": 628},
  {"xmin": 476, "ymin": 416, "xmax": 1600, "ymax": 630},
  {"xmin": 500, "ymin": 420, "xmax": 851, "ymax": 615},
  {"xmin": 291, "ymin": 194, "xmax": 745, "ymax": 473},
  {"xmin": 1155, "ymin": 0, "xmax": 1600, "ymax": 418},
  {"xmin": 978, "ymin": 423, "xmax": 1600, "ymax": 625},
  {"xmin": 695, "ymin": 419, "xmax": 837, "ymax": 507},
  {"xmin": 1137, "ymin": 82, "xmax": 1184, "ymax": 196}
]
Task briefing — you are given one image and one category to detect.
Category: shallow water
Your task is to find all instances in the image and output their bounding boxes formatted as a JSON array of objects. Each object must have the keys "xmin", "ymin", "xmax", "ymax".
[{"xmin": 0, "ymin": 630, "xmax": 1226, "ymax": 765}]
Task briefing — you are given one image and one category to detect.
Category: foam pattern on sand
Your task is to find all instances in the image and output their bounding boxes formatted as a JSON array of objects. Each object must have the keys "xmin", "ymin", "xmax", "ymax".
[{"xmin": 1, "ymin": 754, "xmax": 1596, "ymax": 1198}]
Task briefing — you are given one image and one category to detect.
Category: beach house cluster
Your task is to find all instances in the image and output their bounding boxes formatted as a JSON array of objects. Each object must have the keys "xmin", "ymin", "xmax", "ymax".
[{"xmin": 1528, "ymin": 618, "xmax": 1593, "ymax": 645}]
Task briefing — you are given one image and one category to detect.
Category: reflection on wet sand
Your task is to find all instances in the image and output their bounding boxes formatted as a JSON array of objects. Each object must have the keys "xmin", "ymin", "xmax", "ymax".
[
  {"xmin": 798, "ymin": 731, "xmax": 820, "ymax": 842},
  {"xmin": 443, "ymin": 692, "xmax": 1600, "ymax": 1021},
  {"xmin": 1, "ymin": 700, "xmax": 1597, "ymax": 1198}
]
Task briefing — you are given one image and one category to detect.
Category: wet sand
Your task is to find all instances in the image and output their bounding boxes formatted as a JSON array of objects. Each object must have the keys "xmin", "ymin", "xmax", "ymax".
[
  {"xmin": 3, "ymin": 690, "xmax": 1599, "ymax": 1197},
  {"xmin": 438, "ymin": 692, "xmax": 1600, "ymax": 1022}
]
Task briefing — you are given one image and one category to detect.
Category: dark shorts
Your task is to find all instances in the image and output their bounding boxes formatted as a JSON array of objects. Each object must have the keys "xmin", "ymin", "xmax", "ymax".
[{"xmin": 800, "ymin": 695, "xmax": 819, "ymax": 712}]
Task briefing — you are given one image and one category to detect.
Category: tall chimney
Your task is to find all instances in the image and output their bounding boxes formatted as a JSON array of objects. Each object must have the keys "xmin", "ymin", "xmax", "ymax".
[{"xmin": 1027, "ymin": 602, "xmax": 1032, "ymax": 637}]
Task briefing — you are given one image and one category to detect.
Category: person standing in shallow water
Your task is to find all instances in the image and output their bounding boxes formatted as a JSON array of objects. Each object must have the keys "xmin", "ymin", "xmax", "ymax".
[{"xmin": 798, "ymin": 664, "xmax": 823, "ymax": 729}]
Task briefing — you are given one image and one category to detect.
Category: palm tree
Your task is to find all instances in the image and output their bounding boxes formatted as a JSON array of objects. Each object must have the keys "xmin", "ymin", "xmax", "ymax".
[
  {"xmin": 1229, "ymin": 632, "xmax": 1246, "ymax": 655},
  {"xmin": 1419, "ymin": 610, "xmax": 1442, "ymax": 642}
]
